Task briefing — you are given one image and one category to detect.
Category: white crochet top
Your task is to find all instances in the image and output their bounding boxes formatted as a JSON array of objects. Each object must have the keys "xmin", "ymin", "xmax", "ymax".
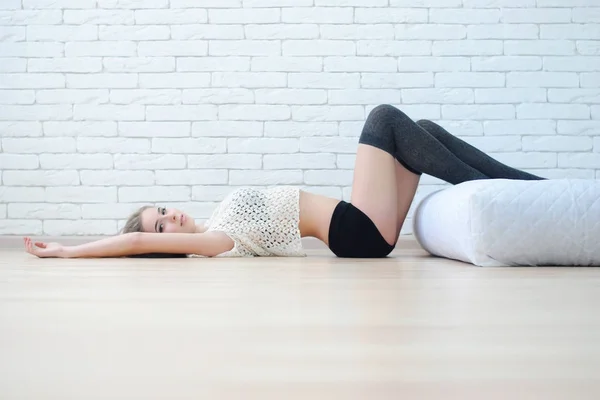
[{"xmin": 189, "ymin": 186, "xmax": 306, "ymax": 258}]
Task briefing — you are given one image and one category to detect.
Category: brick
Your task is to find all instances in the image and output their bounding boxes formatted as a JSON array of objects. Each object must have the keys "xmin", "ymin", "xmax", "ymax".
[
  {"xmin": 155, "ymin": 170, "xmax": 228, "ymax": 185},
  {"xmin": 264, "ymin": 121, "xmax": 338, "ymax": 137},
  {"xmin": 501, "ymin": 8, "xmax": 571, "ymax": 23},
  {"xmin": 557, "ymin": 121, "xmax": 600, "ymax": 135},
  {"xmin": 27, "ymin": 25, "xmax": 97, "ymax": 41},
  {"xmin": 138, "ymin": 41, "xmax": 207, "ymax": 56},
  {"xmin": 178, "ymin": 57, "xmax": 249, "ymax": 72},
  {"xmin": 3, "ymin": 137, "xmax": 74, "ymax": 153},
  {"xmin": 229, "ymin": 170, "xmax": 303, "ymax": 185},
  {"xmin": 65, "ymin": 41, "xmax": 136, "ymax": 57},
  {"xmin": 558, "ymin": 153, "xmax": 600, "ymax": 168},
  {"xmin": 114, "ymin": 154, "xmax": 186, "ymax": 170},
  {"xmin": 504, "ymin": 40, "xmax": 575, "ymax": 55},
  {"xmin": 354, "ymin": 8, "xmax": 428, "ymax": 23},
  {"xmin": 46, "ymin": 187, "xmax": 117, "ymax": 203},
  {"xmin": 324, "ymin": 56, "xmax": 397, "ymax": 72},
  {"xmin": 433, "ymin": 40, "xmax": 503, "ymax": 56},
  {"xmin": 192, "ymin": 121, "xmax": 262, "ymax": 137},
  {"xmin": 37, "ymin": 89, "xmax": 108, "ymax": 104},
  {"xmin": 523, "ymin": 136, "xmax": 593, "ymax": 152},
  {"xmin": 391, "ymin": 0, "xmax": 461, "ymax": 5},
  {"xmin": 293, "ymin": 106, "xmax": 364, "ymax": 121},
  {"xmin": 139, "ymin": 73, "xmax": 209, "ymax": 88},
  {"xmin": 0, "ymin": 187, "xmax": 44, "ymax": 202},
  {"xmin": 0, "ymin": 122, "xmax": 42, "ymax": 137},
  {"xmin": 538, "ymin": 0, "xmax": 599, "ymax": 6},
  {"xmin": 146, "ymin": 105, "xmax": 217, "ymax": 121},
  {"xmin": 188, "ymin": 154, "xmax": 262, "ymax": 169},
  {"xmin": 98, "ymin": 0, "xmax": 168, "ymax": 8},
  {"xmin": 357, "ymin": 40, "xmax": 431, "ymax": 56},
  {"xmin": 152, "ymin": 138, "xmax": 225, "ymax": 153},
  {"xmin": 0, "ymin": 90, "xmax": 35, "ymax": 104},
  {"xmin": 321, "ymin": 24, "xmax": 394, "ymax": 40},
  {"xmin": 210, "ymin": 40, "xmax": 280, "ymax": 56},
  {"xmin": 64, "ymin": 10, "xmax": 134, "ymax": 24},
  {"xmin": 251, "ymin": 57, "xmax": 321, "ymax": 72},
  {"xmin": 171, "ymin": 25, "xmax": 244, "ymax": 40},
  {"xmin": 435, "ymin": 72, "xmax": 505, "ymax": 88},
  {"xmin": 305, "ymin": 169, "xmax": 353, "ymax": 185},
  {"xmin": 489, "ymin": 152, "xmax": 557, "ymax": 168},
  {"xmin": 283, "ymin": 40, "xmax": 354, "ymax": 56},
  {"xmin": 44, "ymin": 220, "xmax": 118, "ymax": 236},
  {"xmin": 581, "ymin": 73, "xmax": 600, "ymax": 87},
  {"xmin": 173, "ymin": 0, "xmax": 240, "ymax": 6},
  {"xmin": 548, "ymin": 89, "xmax": 600, "ymax": 104},
  {"xmin": 462, "ymin": 136, "xmax": 521, "ymax": 152},
  {"xmin": 28, "ymin": 58, "xmax": 102, "ymax": 73},
  {"xmin": 0, "ymin": 27, "xmax": 26, "ymax": 41},
  {"xmin": 81, "ymin": 203, "xmax": 148, "ymax": 220},
  {"xmin": 0, "ymin": 220, "xmax": 42, "ymax": 235},
  {"xmin": 99, "ymin": 25, "xmax": 170, "ymax": 41},
  {"xmin": 402, "ymin": 88, "xmax": 474, "ymax": 104},
  {"xmin": 396, "ymin": 24, "xmax": 466, "ymax": 39},
  {"xmin": 0, "ymin": 0, "xmax": 23, "ymax": 9},
  {"xmin": 288, "ymin": 73, "xmax": 359, "ymax": 89},
  {"xmin": 544, "ymin": 56, "xmax": 600, "ymax": 72},
  {"xmin": 371, "ymin": 104, "xmax": 441, "ymax": 119},
  {"xmin": 247, "ymin": 0, "xmax": 312, "ymax": 5},
  {"xmin": 208, "ymin": 9, "xmax": 279, "ymax": 24},
  {"xmin": 246, "ymin": 24, "xmax": 318, "ymax": 39},
  {"xmin": 0, "ymin": 73, "xmax": 64, "ymax": 89},
  {"xmin": 0, "ymin": 154, "xmax": 39, "ymax": 169},
  {"xmin": 219, "ymin": 104, "xmax": 290, "ymax": 121},
  {"xmin": 442, "ymin": 105, "xmax": 514, "ymax": 120},
  {"xmin": 432, "ymin": 120, "xmax": 483, "ymax": 136},
  {"xmin": 104, "ymin": 57, "xmax": 175, "ymax": 72},
  {"xmin": 227, "ymin": 138, "xmax": 298, "ymax": 153},
  {"xmin": 282, "ymin": 7, "xmax": 352, "ymax": 23},
  {"xmin": 529, "ymin": 169, "xmax": 594, "ymax": 179},
  {"xmin": 467, "ymin": 24, "xmax": 538, "ymax": 39},
  {"xmin": 135, "ymin": 9, "xmax": 207, "ymax": 24},
  {"xmin": 77, "ymin": 137, "xmax": 149, "ymax": 154},
  {"xmin": 212, "ymin": 72, "xmax": 285, "ymax": 88},
  {"xmin": 44, "ymin": 121, "xmax": 117, "ymax": 137},
  {"xmin": 578, "ymin": 41, "xmax": 600, "ymax": 55},
  {"xmin": 74, "ymin": 105, "xmax": 144, "ymax": 121},
  {"xmin": 0, "ymin": 10, "xmax": 61, "ymax": 25},
  {"xmin": 517, "ymin": 104, "xmax": 590, "ymax": 120},
  {"xmin": 183, "ymin": 88, "xmax": 251, "ymax": 105},
  {"xmin": 264, "ymin": 154, "xmax": 336, "ymax": 169},
  {"xmin": 463, "ymin": 0, "xmax": 535, "ymax": 7},
  {"xmin": 110, "ymin": 89, "xmax": 181, "ymax": 105},
  {"xmin": 507, "ymin": 72, "xmax": 578, "ymax": 87},
  {"xmin": 0, "ymin": 58, "xmax": 26, "ymax": 72},
  {"xmin": 0, "ymin": 105, "xmax": 71, "ymax": 121},
  {"xmin": 255, "ymin": 89, "xmax": 326, "ymax": 105},
  {"xmin": 475, "ymin": 88, "xmax": 546, "ymax": 103},
  {"xmin": 398, "ymin": 56, "xmax": 470, "ymax": 72},
  {"xmin": 472, "ymin": 56, "xmax": 542, "ymax": 71},
  {"xmin": 361, "ymin": 73, "xmax": 433, "ymax": 88},
  {"xmin": 430, "ymin": 9, "xmax": 500, "ymax": 23},
  {"xmin": 24, "ymin": 0, "xmax": 95, "ymax": 8},
  {"xmin": 329, "ymin": 89, "xmax": 401, "ymax": 105},
  {"xmin": 119, "ymin": 122, "xmax": 190, "ymax": 137},
  {"xmin": 40, "ymin": 154, "xmax": 112, "ymax": 169},
  {"xmin": 9, "ymin": 204, "xmax": 81, "ymax": 220},
  {"xmin": 3, "ymin": 170, "xmax": 79, "ymax": 186},
  {"xmin": 336, "ymin": 154, "xmax": 355, "ymax": 169},
  {"xmin": 541, "ymin": 24, "xmax": 600, "ymax": 39},
  {"xmin": 573, "ymin": 7, "xmax": 600, "ymax": 23},
  {"xmin": 300, "ymin": 136, "xmax": 358, "ymax": 153}
]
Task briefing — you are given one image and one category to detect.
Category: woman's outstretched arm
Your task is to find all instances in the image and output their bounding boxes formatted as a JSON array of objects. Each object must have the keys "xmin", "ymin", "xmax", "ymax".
[{"xmin": 23, "ymin": 231, "xmax": 234, "ymax": 258}]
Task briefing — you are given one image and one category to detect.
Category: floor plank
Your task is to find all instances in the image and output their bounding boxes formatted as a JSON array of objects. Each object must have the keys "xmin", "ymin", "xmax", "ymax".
[{"xmin": 1, "ymin": 245, "xmax": 600, "ymax": 400}]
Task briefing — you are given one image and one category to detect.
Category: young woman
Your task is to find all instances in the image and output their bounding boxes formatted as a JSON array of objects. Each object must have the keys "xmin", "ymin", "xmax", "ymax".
[{"xmin": 23, "ymin": 104, "xmax": 545, "ymax": 259}]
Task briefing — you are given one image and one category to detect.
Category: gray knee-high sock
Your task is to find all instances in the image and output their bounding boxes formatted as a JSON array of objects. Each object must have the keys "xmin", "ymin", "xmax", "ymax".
[
  {"xmin": 358, "ymin": 105, "xmax": 489, "ymax": 185},
  {"xmin": 416, "ymin": 119, "xmax": 546, "ymax": 181}
]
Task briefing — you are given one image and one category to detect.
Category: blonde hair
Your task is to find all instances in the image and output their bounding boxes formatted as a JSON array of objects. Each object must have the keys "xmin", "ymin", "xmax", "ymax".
[{"xmin": 121, "ymin": 205, "xmax": 152, "ymax": 234}]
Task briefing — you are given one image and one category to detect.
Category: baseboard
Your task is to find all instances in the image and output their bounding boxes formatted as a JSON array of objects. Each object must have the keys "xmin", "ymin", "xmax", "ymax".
[{"xmin": 0, "ymin": 234, "xmax": 422, "ymax": 250}]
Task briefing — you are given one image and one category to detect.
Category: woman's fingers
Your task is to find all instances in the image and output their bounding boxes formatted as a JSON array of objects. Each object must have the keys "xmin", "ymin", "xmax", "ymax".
[{"xmin": 35, "ymin": 242, "xmax": 46, "ymax": 248}]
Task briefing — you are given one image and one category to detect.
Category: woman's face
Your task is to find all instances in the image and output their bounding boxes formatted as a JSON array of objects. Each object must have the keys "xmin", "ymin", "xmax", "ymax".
[{"xmin": 140, "ymin": 206, "xmax": 196, "ymax": 234}]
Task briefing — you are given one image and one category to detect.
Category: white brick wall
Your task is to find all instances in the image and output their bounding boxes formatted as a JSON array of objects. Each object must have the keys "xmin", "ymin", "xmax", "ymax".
[{"xmin": 1, "ymin": 1, "xmax": 599, "ymax": 237}]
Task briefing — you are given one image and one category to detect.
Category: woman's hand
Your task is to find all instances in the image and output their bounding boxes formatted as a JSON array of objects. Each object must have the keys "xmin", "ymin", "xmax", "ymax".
[{"xmin": 23, "ymin": 237, "xmax": 69, "ymax": 258}]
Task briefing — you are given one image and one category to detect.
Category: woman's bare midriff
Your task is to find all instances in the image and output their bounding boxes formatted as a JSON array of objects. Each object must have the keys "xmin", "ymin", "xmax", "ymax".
[{"xmin": 298, "ymin": 190, "xmax": 341, "ymax": 246}]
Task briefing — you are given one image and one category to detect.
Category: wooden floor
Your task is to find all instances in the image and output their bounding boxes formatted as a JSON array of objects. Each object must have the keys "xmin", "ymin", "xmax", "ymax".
[{"xmin": 1, "ymin": 241, "xmax": 600, "ymax": 400}]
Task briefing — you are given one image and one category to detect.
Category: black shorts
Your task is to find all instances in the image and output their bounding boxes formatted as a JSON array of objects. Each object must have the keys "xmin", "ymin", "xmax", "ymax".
[{"xmin": 328, "ymin": 201, "xmax": 395, "ymax": 258}]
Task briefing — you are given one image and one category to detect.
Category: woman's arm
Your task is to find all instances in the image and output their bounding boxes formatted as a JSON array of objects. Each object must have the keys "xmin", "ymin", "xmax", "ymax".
[{"xmin": 24, "ymin": 231, "xmax": 234, "ymax": 258}]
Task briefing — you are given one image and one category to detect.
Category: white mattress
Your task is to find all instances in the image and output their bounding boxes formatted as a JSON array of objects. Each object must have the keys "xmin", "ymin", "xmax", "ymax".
[{"xmin": 412, "ymin": 179, "xmax": 600, "ymax": 267}]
